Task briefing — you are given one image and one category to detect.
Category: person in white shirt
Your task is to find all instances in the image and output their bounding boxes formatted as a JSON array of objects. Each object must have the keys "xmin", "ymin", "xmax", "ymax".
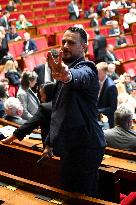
[{"xmin": 123, "ymin": 8, "xmax": 136, "ymax": 29}]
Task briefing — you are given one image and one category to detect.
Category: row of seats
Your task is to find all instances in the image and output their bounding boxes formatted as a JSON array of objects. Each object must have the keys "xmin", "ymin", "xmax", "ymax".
[{"xmin": 8, "ymin": 36, "xmax": 48, "ymax": 59}]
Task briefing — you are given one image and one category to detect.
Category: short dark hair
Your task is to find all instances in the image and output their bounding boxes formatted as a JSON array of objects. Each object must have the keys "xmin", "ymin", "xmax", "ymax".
[
  {"xmin": 94, "ymin": 29, "xmax": 100, "ymax": 35},
  {"xmin": 66, "ymin": 26, "xmax": 87, "ymax": 44},
  {"xmin": 40, "ymin": 82, "xmax": 55, "ymax": 102}
]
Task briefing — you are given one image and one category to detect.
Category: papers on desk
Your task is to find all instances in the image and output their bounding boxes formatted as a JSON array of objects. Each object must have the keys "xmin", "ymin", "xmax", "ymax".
[
  {"xmin": 0, "ymin": 125, "xmax": 16, "ymax": 137},
  {"xmin": 29, "ymin": 133, "xmax": 42, "ymax": 140}
]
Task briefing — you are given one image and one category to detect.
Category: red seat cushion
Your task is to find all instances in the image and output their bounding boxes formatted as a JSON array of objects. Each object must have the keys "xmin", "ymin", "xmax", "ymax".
[{"xmin": 121, "ymin": 192, "xmax": 136, "ymax": 205}]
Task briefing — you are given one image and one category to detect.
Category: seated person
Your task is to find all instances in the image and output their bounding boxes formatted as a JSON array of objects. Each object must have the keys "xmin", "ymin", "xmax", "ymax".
[
  {"xmin": 16, "ymin": 14, "xmax": 32, "ymax": 30},
  {"xmin": 115, "ymin": 31, "xmax": 127, "ymax": 47},
  {"xmin": 101, "ymin": 10, "xmax": 113, "ymax": 25},
  {"xmin": 22, "ymin": 32, "xmax": 37, "ymax": 55},
  {"xmin": 1, "ymin": 82, "xmax": 55, "ymax": 148},
  {"xmin": 123, "ymin": 8, "xmax": 136, "ymax": 29},
  {"xmin": 105, "ymin": 44, "xmax": 121, "ymax": 65},
  {"xmin": 90, "ymin": 13, "xmax": 99, "ymax": 28},
  {"xmin": 5, "ymin": 0, "xmax": 17, "ymax": 12},
  {"xmin": 107, "ymin": 63, "xmax": 119, "ymax": 81},
  {"xmin": 5, "ymin": 25, "xmax": 21, "ymax": 41},
  {"xmin": 4, "ymin": 97, "xmax": 27, "ymax": 125},
  {"xmin": 104, "ymin": 104, "xmax": 136, "ymax": 152},
  {"xmin": 109, "ymin": 21, "xmax": 121, "ymax": 36}
]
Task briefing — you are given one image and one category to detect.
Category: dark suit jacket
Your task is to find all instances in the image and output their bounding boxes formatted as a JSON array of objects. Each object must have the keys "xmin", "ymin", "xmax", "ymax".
[
  {"xmin": 115, "ymin": 36, "xmax": 127, "ymax": 47},
  {"xmin": 104, "ymin": 126, "xmax": 136, "ymax": 152},
  {"xmin": 0, "ymin": 16, "xmax": 10, "ymax": 30},
  {"xmin": 93, "ymin": 34, "xmax": 107, "ymax": 62},
  {"xmin": 0, "ymin": 38, "xmax": 9, "ymax": 64},
  {"xmin": 98, "ymin": 76, "xmax": 118, "ymax": 128},
  {"xmin": 34, "ymin": 64, "xmax": 45, "ymax": 87},
  {"xmin": 4, "ymin": 115, "xmax": 27, "ymax": 125},
  {"xmin": 104, "ymin": 51, "xmax": 118, "ymax": 64},
  {"xmin": 5, "ymin": 32, "xmax": 19, "ymax": 41},
  {"xmin": 23, "ymin": 39, "xmax": 37, "ymax": 53},
  {"xmin": 13, "ymin": 102, "xmax": 52, "ymax": 146},
  {"xmin": 46, "ymin": 57, "xmax": 106, "ymax": 156},
  {"xmin": 68, "ymin": 2, "xmax": 79, "ymax": 20}
]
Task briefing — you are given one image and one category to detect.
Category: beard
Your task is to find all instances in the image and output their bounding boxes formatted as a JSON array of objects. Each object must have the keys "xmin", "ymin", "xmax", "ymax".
[{"xmin": 62, "ymin": 50, "xmax": 78, "ymax": 65}]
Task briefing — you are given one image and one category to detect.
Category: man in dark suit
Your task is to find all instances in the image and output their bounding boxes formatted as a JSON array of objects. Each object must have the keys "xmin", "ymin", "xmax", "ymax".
[
  {"xmin": 104, "ymin": 104, "xmax": 136, "ymax": 152},
  {"xmin": 22, "ymin": 32, "xmax": 37, "ymax": 55},
  {"xmin": 68, "ymin": 0, "xmax": 80, "ymax": 20},
  {"xmin": 42, "ymin": 27, "xmax": 106, "ymax": 197},
  {"xmin": 105, "ymin": 44, "xmax": 120, "ymax": 65},
  {"xmin": 34, "ymin": 49, "xmax": 59, "ymax": 89},
  {"xmin": 96, "ymin": 62, "xmax": 118, "ymax": 128},
  {"xmin": 5, "ymin": 25, "xmax": 21, "ymax": 41},
  {"xmin": 93, "ymin": 29, "xmax": 107, "ymax": 63}
]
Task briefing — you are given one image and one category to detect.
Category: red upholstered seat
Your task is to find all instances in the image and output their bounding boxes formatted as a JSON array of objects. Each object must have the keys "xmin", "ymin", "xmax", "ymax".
[
  {"xmin": 34, "ymin": 52, "xmax": 46, "ymax": 66},
  {"xmin": 107, "ymin": 37, "xmax": 116, "ymax": 46},
  {"xmin": 23, "ymin": 55, "xmax": 36, "ymax": 71},
  {"xmin": 126, "ymin": 35, "xmax": 133, "ymax": 45},
  {"xmin": 122, "ymin": 61, "xmax": 136, "ymax": 76},
  {"xmin": 114, "ymin": 49, "xmax": 125, "ymax": 61},
  {"xmin": 34, "ymin": 37, "xmax": 48, "ymax": 50},
  {"xmin": 8, "ymin": 44, "xmax": 16, "ymax": 59},
  {"xmin": 123, "ymin": 47, "xmax": 136, "ymax": 61},
  {"xmin": 38, "ymin": 27, "xmax": 52, "ymax": 36},
  {"xmin": 121, "ymin": 192, "xmax": 136, "ymax": 205},
  {"xmin": 14, "ymin": 41, "xmax": 24, "ymax": 58}
]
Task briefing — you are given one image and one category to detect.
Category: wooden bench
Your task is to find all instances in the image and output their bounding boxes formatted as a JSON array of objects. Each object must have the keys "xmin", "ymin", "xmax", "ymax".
[{"xmin": 0, "ymin": 142, "xmax": 120, "ymax": 204}]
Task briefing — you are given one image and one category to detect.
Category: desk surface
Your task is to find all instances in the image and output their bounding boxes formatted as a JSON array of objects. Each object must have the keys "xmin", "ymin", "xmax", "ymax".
[{"xmin": 102, "ymin": 155, "xmax": 136, "ymax": 172}]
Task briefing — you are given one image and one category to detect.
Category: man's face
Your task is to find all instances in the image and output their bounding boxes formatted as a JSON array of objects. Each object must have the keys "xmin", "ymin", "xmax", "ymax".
[{"xmin": 61, "ymin": 30, "xmax": 85, "ymax": 65}]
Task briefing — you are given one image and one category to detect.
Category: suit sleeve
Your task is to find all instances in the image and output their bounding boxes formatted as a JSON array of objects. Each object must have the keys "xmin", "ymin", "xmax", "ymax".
[
  {"xmin": 13, "ymin": 106, "xmax": 42, "ymax": 140},
  {"xmin": 98, "ymin": 85, "xmax": 118, "ymax": 116}
]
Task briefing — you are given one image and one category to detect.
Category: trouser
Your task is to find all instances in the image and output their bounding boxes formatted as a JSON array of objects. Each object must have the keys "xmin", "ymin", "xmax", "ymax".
[{"xmin": 60, "ymin": 148, "xmax": 105, "ymax": 197}]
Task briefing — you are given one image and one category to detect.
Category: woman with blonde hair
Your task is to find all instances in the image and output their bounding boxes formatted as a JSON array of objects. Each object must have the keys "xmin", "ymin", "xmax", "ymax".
[
  {"xmin": 16, "ymin": 14, "xmax": 32, "ymax": 30},
  {"xmin": 4, "ymin": 60, "xmax": 20, "ymax": 97}
]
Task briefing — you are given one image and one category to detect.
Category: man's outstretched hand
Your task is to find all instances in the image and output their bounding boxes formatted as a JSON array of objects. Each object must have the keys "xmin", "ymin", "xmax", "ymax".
[{"xmin": 47, "ymin": 51, "xmax": 71, "ymax": 82}]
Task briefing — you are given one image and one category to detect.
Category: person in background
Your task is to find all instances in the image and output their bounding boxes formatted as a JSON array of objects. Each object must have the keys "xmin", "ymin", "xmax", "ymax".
[
  {"xmin": 34, "ymin": 49, "xmax": 58, "ymax": 91},
  {"xmin": 5, "ymin": 0, "xmax": 17, "ymax": 12},
  {"xmin": 1, "ymin": 82, "xmax": 55, "ymax": 148},
  {"xmin": 49, "ymin": 0, "xmax": 56, "ymax": 7},
  {"xmin": 0, "ymin": 83, "xmax": 7, "ymax": 117},
  {"xmin": 104, "ymin": 104, "xmax": 136, "ymax": 152},
  {"xmin": 0, "ymin": 11, "xmax": 10, "ymax": 31},
  {"xmin": 16, "ymin": 14, "xmax": 32, "ymax": 30},
  {"xmin": 105, "ymin": 44, "xmax": 121, "ymax": 65},
  {"xmin": 22, "ymin": 32, "xmax": 37, "ymax": 55},
  {"xmin": 4, "ymin": 60, "xmax": 20, "ymax": 97},
  {"xmin": 17, "ymin": 71, "xmax": 39, "ymax": 120},
  {"xmin": 101, "ymin": 10, "xmax": 113, "ymax": 25},
  {"xmin": 5, "ymin": 25, "xmax": 21, "ymax": 42},
  {"xmin": 4, "ymin": 97, "xmax": 27, "ymax": 125},
  {"xmin": 109, "ymin": 20, "xmax": 121, "ymax": 36},
  {"xmin": 1, "ymin": 78, "xmax": 9, "ymax": 97},
  {"xmin": 96, "ymin": 62, "xmax": 118, "ymax": 128},
  {"xmin": 93, "ymin": 29, "xmax": 107, "ymax": 63},
  {"xmin": 0, "ymin": 30, "xmax": 9, "ymax": 65},
  {"xmin": 115, "ymin": 31, "xmax": 127, "ymax": 47},
  {"xmin": 42, "ymin": 26, "xmax": 106, "ymax": 197},
  {"xmin": 107, "ymin": 63, "xmax": 119, "ymax": 81},
  {"xmin": 68, "ymin": 0, "xmax": 81, "ymax": 20}
]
